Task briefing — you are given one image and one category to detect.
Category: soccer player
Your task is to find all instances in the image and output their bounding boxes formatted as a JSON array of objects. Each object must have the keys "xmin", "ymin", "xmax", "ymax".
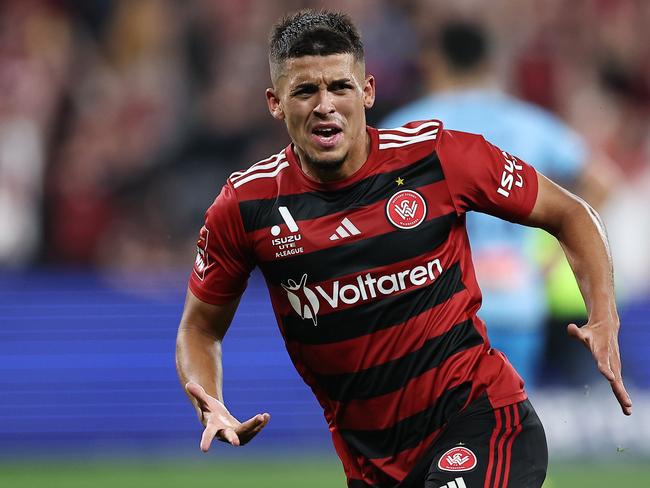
[{"xmin": 176, "ymin": 10, "xmax": 632, "ymax": 488}]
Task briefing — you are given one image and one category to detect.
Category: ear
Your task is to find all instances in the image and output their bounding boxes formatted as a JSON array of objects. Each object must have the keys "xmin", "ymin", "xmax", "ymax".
[
  {"xmin": 363, "ymin": 75, "xmax": 376, "ymax": 109},
  {"xmin": 266, "ymin": 88, "xmax": 284, "ymax": 120}
]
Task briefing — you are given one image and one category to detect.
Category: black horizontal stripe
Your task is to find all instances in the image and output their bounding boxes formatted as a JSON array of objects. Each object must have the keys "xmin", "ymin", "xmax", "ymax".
[
  {"xmin": 341, "ymin": 382, "xmax": 472, "ymax": 460},
  {"xmin": 261, "ymin": 212, "xmax": 457, "ymax": 286},
  {"xmin": 314, "ymin": 320, "xmax": 481, "ymax": 402},
  {"xmin": 239, "ymin": 152, "xmax": 443, "ymax": 232},
  {"xmin": 281, "ymin": 261, "xmax": 464, "ymax": 345}
]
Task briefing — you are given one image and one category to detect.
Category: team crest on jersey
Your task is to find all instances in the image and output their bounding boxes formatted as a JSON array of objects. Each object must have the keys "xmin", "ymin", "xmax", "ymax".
[
  {"xmin": 437, "ymin": 446, "xmax": 478, "ymax": 472},
  {"xmin": 386, "ymin": 189, "xmax": 427, "ymax": 230}
]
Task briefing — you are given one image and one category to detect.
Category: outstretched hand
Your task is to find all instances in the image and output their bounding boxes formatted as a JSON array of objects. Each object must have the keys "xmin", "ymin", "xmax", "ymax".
[
  {"xmin": 567, "ymin": 321, "xmax": 632, "ymax": 416},
  {"xmin": 185, "ymin": 382, "xmax": 270, "ymax": 452}
]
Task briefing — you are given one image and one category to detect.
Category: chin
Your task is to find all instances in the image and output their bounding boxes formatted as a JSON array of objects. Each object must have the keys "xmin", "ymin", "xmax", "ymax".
[{"xmin": 304, "ymin": 151, "xmax": 347, "ymax": 172}]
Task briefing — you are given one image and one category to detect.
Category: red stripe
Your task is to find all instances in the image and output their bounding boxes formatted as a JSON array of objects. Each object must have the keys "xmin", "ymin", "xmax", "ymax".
[
  {"xmin": 364, "ymin": 426, "xmax": 444, "ymax": 483},
  {"xmin": 492, "ymin": 405, "xmax": 512, "ymax": 488},
  {"xmin": 331, "ymin": 347, "xmax": 482, "ymax": 430},
  {"xmin": 483, "ymin": 407, "xmax": 502, "ymax": 488},
  {"xmin": 292, "ymin": 292, "xmax": 472, "ymax": 375},
  {"xmin": 501, "ymin": 403, "xmax": 522, "ymax": 488}
]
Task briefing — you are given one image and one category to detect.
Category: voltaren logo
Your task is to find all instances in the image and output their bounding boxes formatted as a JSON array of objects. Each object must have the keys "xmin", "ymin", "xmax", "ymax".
[
  {"xmin": 281, "ymin": 259, "xmax": 443, "ymax": 324},
  {"xmin": 282, "ymin": 274, "xmax": 319, "ymax": 326}
]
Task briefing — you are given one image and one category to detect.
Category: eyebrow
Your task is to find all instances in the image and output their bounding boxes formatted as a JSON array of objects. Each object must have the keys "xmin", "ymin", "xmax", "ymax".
[
  {"xmin": 329, "ymin": 78, "xmax": 353, "ymax": 88},
  {"xmin": 291, "ymin": 78, "xmax": 353, "ymax": 93}
]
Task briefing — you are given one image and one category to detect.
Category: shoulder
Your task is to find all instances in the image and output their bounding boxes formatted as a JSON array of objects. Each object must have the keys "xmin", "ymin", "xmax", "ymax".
[
  {"xmin": 204, "ymin": 147, "xmax": 289, "ymax": 222},
  {"xmin": 436, "ymin": 128, "xmax": 490, "ymax": 161},
  {"xmin": 226, "ymin": 148, "xmax": 291, "ymax": 200},
  {"xmin": 375, "ymin": 119, "xmax": 443, "ymax": 158}
]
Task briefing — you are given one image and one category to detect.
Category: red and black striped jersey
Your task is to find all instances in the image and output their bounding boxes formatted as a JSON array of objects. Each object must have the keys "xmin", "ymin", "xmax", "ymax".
[{"xmin": 189, "ymin": 120, "xmax": 539, "ymax": 487}]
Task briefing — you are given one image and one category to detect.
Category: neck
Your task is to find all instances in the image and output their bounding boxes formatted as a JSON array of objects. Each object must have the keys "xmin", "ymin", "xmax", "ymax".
[{"xmin": 296, "ymin": 129, "xmax": 371, "ymax": 183}]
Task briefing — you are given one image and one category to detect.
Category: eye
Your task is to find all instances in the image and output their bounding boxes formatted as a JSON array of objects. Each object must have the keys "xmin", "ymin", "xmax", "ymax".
[
  {"xmin": 292, "ymin": 86, "xmax": 317, "ymax": 97},
  {"xmin": 330, "ymin": 82, "xmax": 352, "ymax": 93}
]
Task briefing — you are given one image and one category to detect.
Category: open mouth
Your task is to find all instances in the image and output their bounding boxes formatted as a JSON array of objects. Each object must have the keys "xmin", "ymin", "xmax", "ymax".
[
  {"xmin": 311, "ymin": 125, "xmax": 343, "ymax": 148},
  {"xmin": 312, "ymin": 127, "xmax": 342, "ymax": 137}
]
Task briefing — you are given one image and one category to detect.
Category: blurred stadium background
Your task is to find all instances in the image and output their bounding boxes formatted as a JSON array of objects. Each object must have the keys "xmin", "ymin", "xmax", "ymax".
[{"xmin": 0, "ymin": 0, "xmax": 649, "ymax": 486}]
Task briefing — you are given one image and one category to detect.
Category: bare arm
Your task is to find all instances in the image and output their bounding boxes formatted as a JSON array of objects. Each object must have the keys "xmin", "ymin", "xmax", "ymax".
[
  {"xmin": 523, "ymin": 172, "xmax": 632, "ymax": 415},
  {"xmin": 176, "ymin": 290, "xmax": 270, "ymax": 451},
  {"xmin": 539, "ymin": 150, "xmax": 621, "ymax": 275}
]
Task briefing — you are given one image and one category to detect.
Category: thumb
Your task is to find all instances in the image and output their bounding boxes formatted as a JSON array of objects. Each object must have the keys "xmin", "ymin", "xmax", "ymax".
[
  {"xmin": 185, "ymin": 382, "xmax": 210, "ymax": 405},
  {"xmin": 567, "ymin": 323, "xmax": 584, "ymax": 340}
]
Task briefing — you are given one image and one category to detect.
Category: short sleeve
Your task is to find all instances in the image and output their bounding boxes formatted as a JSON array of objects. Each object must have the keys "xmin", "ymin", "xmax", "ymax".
[
  {"xmin": 437, "ymin": 129, "xmax": 539, "ymax": 223},
  {"xmin": 188, "ymin": 183, "xmax": 254, "ymax": 304}
]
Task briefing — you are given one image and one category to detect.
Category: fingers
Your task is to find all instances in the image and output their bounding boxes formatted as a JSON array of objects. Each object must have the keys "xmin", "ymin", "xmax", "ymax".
[
  {"xmin": 236, "ymin": 413, "xmax": 271, "ymax": 445},
  {"xmin": 218, "ymin": 427, "xmax": 241, "ymax": 447},
  {"xmin": 608, "ymin": 344, "xmax": 632, "ymax": 416},
  {"xmin": 199, "ymin": 422, "xmax": 220, "ymax": 452},
  {"xmin": 594, "ymin": 359, "xmax": 612, "ymax": 383},
  {"xmin": 198, "ymin": 414, "xmax": 268, "ymax": 452},
  {"xmin": 611, "ymin": 378, "xmax": 633, "ymax": 416},
  {"xmin": 238, "ymin": 413, "xmax": 270, "ymax": 431},
  {"xmin": 199, "ymin": 423, "xmax": 242, "ymax": 452},
  {"xmin": 566, "ymin": 322, "xmax": 632, "ymax": 415}
]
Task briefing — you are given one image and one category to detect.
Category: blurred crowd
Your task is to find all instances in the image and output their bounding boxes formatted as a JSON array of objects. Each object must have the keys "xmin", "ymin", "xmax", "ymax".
[{"xmin": 0, "ymin": 0, "xmax": 649, "ymax": 296}]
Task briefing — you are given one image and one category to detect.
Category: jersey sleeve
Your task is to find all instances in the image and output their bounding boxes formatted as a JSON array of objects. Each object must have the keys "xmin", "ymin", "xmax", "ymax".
[
  {"xmin": 188, "ymin": 182, "xmax": 254, "ymax": 304},
  {"xmin": 436, "ymin": 129, "xmax": 539, "ymax": 222}
]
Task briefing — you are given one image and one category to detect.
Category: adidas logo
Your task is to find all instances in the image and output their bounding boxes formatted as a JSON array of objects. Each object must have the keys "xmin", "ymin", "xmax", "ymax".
[
  {"xmin": 439, "ymin": 477, "xmax": 467, "ymax": 488},
  {"xmin": 329, "ymin": 217, "xmax": 361, "ymax": 241}
]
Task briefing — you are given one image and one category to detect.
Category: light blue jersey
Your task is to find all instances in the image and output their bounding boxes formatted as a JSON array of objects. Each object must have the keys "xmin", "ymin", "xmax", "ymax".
[{"xmin": 381, "ymin": 88, "xmax": 587, "ymax": 386}]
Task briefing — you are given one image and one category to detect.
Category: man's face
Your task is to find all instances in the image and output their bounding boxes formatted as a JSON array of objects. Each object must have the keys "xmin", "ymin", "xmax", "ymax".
[{"xmin": 266, "ymin": 53, "xmax": 375, "ymax": 174}]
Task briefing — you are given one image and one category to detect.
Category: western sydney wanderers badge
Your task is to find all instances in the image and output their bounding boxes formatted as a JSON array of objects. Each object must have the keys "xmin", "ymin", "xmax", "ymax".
[
  {"xmin": 437, "ymin": 446, "xmax": 478, "ymax": 472},
  {"xmin": 386, "ymin": 189, "xmax": 427, "ymax": 229}
]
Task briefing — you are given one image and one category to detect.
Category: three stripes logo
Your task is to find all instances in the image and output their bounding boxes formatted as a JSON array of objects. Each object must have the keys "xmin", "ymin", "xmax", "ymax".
[
  {"xmin": 438, "ymin": 477, "xmax": 467, "ymax": 488},
  {"xmin": 329, "ymin": 217, "xmax": 361, "ymax": 241}
]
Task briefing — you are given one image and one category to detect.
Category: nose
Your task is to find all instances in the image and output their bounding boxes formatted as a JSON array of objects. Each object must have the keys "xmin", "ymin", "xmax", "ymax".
[{"xmin": 313, "ymin": 89, "xmax": 335, "ymax": 117}]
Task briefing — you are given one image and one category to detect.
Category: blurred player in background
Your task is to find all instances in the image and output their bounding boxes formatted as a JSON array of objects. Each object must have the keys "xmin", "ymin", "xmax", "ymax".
[
  {"xmin": 176, "ymin": 10, "xmax": 631, "ymax": 488},
  {"xmin": 381, "ymin": 20, "xmax": 616, "ymax": 389}
]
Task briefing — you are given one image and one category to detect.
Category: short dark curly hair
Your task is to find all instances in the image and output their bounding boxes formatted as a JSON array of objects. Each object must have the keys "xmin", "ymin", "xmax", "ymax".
[{"xmin": 269, "ymin": 10, "xmax": 364, "ymax": 79}]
